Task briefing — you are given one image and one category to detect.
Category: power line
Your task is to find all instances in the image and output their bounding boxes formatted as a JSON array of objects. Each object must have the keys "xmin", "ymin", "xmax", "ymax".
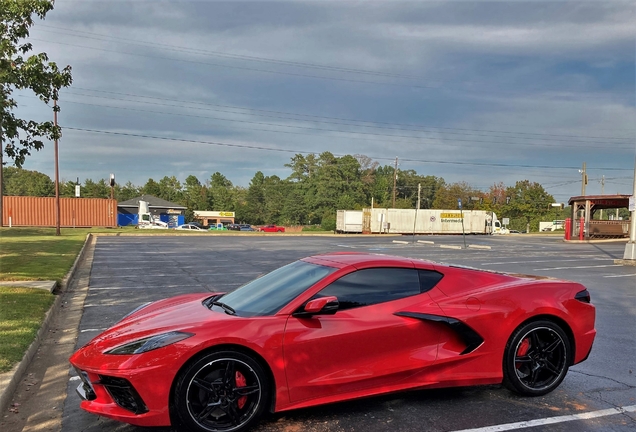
[
  {"xmin": 38, "ymin": 25, "xmax": 424, "ymax": 81},
  {"xmin": 63, "ymin": 89, "xmax": 634, "ymax": 146},
  {"xmin": 57, "ymin": 96, "xmax": 634, "ymax": 151},
  {"xmin": 31, "ymin": 38, "xmax": 446, "ymax": 92},
  {"xmin": 62, "ymin": 126, "xmax": 634, "ymax": 171},
  {"xmin": 37, "ymin": 24, "xmax": 632, "ymax": 102}
]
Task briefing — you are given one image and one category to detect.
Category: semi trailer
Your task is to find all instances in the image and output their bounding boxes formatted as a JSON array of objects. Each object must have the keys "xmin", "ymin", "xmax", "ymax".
[{"xmin": 336, "ymin": 208, "xmax": 508, "ymax": 235}]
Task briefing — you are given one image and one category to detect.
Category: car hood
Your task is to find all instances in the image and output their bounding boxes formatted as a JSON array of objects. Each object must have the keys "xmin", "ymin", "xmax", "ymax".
[{"xmin": 85, "ymin": 293, "xmax": 232, "ymax": 350}]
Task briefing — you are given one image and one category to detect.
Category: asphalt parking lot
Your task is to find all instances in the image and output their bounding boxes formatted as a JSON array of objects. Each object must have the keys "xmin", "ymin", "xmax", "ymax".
[{"xmin": 62, "ymin": 234, "xmax": 636, "ymax": 432}]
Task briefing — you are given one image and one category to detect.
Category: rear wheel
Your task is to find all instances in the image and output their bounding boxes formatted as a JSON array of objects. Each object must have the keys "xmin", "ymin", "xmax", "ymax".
[
  {"xmin": 503, "ymin": 320, "xmax": 570, "ymax": 396},
  {"xmin": 173, "ymin": 350, "xmax": 269, "ymax": 432}
]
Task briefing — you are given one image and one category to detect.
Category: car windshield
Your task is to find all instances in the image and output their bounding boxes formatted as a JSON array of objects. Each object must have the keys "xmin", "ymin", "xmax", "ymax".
[{"xmin": 219, "ymin": 260, "xmax": 336, "ymax": 317}]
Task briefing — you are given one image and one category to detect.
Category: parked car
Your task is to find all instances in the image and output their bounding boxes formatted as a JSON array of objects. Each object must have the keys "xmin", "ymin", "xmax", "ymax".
[
  {"xmin": 188, "ymin": 222, "xmax": 209, "ymax": 229},
  {"xmin": 208, "ymin": 223, "xmax": 228, "ymax": 231},
  {"xmin": 70, "ymin": 252, "xmax": 595, "ymax": 432},
  {"xmin": 226, "ymin": 224, "xmax": 241, "ymax": 231},
  {"xmin": 258, "ymin": 224, "xmax": 285, "ymax": 232},
  {"xmin": 174, "ymin": 224, "xmax": 206, "ymax": 231},
  {"xmin": 239, "ymin": 224, "xmax": 255, "ymax": 231}
]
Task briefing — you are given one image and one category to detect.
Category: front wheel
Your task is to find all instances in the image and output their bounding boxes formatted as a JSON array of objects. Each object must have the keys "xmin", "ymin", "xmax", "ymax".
[
  {"xmin": 502, "ymin": 320, "xmax": 571, "ymax": 396},
  {"xmin": 173, "ymin": 350, "xmax": 269, "ymax": 432}
]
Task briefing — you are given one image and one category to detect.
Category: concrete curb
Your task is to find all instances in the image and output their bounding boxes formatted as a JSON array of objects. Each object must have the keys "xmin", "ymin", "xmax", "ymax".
[
  {"xmin": 439, "ymin": 244, "xmax": 463, "ymax": 250},
  {"xmin": 0, "ymin": 234, "xmax": 93, "ymax": 415},
  {"xmin": 0, "ymin": 281, "xmax": 57, "ymax": 293},
  {"xmin": 93, "ymin": 232, "xmax": 402, "ymax": 237},
  {"xmin": 613, "ymin": 259, "xmax": 636, "ymax": 266},
  {"xmin": 468, "ymin": 244, "xmax": 492, "ymax": 250}
]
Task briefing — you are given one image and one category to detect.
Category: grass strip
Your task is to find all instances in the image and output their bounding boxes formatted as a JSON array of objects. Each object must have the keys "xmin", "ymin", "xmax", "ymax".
[{"xmin": 0, "ymin": 287, "xmax": 55, "ymax": 373}]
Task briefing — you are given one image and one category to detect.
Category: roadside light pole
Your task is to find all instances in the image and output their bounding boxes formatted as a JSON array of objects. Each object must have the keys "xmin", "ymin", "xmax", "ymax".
[
  {"xmin": 623, "ymin": 156, "xmax": 636, "ymax": 260},
  {"xmin": 54, "ymin": 98, "xmax": 60, "ymax": 236}
]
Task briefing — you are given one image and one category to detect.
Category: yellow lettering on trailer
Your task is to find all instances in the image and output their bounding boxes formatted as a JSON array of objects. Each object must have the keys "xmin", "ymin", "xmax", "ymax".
[{"xmin": 440, "ymin": 213, "xmax": 463, "ymax": 219}]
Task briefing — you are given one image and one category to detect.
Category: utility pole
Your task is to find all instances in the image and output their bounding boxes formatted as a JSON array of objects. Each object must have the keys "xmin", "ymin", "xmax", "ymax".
[
  {"xmin": 412, "ymin": 183, "xmax": 421, "ymax": 242},
  {"xmin": 392, "ymin": 156, "xmax": 398, "ymax": 208},
  {"xmin": 416, "ymin": 183, "xmax": 421, "ymax": 210},
  {"xmin": 580, "ymin": 162, "xmax": 587, "ymax": 196},
  {"xmin": 600, "ymin": 175, "xmax": 605, "ymax": 219},
  {"xmin": 54, "ymin": 98, "xmax": 60, "ymax": 236}
]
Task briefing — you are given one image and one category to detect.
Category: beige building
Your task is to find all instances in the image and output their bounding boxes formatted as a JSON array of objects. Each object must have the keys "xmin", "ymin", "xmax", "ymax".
[{"xmin": 194, "ymin": 210, "xmax": 235, "ymax": 227}]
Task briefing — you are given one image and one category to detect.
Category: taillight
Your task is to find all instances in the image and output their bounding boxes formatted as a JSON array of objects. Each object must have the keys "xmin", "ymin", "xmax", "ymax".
[{"xmin": 575, "ymin": 289, "xmax": 591, "ymax": 303}]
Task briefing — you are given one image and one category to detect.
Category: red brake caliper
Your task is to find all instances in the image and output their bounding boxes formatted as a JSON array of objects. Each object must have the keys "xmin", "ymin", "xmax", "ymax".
[
  {"xmin": 235, "ymin": 371, "xmax": 247, "ymax": 409},
  {"xmin": 516, "ymin": 338, "xmax": 531, "ymax": 369}
]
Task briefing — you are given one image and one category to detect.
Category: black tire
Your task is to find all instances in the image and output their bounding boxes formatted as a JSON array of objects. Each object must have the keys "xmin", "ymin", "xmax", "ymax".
[
  {"xmin": 502, "ymin": 320, "xmax": 571, "ymax": 396},
  {"xmin": 173, "ymin": 350, "xmax": 269, "ymax": 432}
]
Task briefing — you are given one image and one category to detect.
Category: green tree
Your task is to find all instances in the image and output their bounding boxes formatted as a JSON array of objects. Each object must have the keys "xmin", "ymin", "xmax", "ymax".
[
  {"xmin": 142, "ymin": 178, "xmax": 161, "ymax": 196},
  {"xmin": 157, "ymin": 175, "xmax": 182, "ymax": 203},
  {"xmin": 369, "ymin": 165, "xmax": 393, "ymax": 208},
  {"xmin": 311, "ymin": 152, "xmax": 366, "ymax": 220},
  {"xmin": 246, "ymin": 171, "xmax": 266, "ymax": 224},
  {"xmin": 115, "ymin": 181, "xmax": 141, "ymax": 202},
  {"xmin": 2, "ymin": 166, "xmax": 53, "ymax": 195},
  {"xmin": 504, "ymin": 180, "xmax": 555, "ymax": 232},
  {"xmin": 394, "ymin": 170, "xmax": 443, "ymax": 209},
  {"xmin": 432, "ymin": 181, "xmax": 479, "ymax": 209},
  {"xmin": 280, "ymin": 182, "xmax": 308, "ymax": 225},
  {"xmin": 59, "ymin": 178, "xmax": 77, "ymax": 197},
  {"xmin": 182, "ymin": 175, "xmax": 207, "ymax": 221},
  {"xmin": 208, "ymin": 172, "xmax": 235, "ymax": 211},
  {"xmin": 1, "ymin": 0, "xmax": 73, "ymax": 167},
  {"xmin": 82, "ymin": 178, "xmax": 109, "ymax": 198}
]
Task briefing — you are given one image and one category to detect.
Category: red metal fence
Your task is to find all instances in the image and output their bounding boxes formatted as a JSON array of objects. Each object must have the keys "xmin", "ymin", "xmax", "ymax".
[{"xmin": 2, "ymin": 196, "xmax": 117, "ymax": 227}]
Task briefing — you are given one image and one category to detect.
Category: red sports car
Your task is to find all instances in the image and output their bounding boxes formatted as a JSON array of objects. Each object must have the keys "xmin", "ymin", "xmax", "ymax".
[
  {"xmin": 258, "ymin": 224, "xmax": 285, "ymax": 232},
  {"xmin": 70, "ymin": 253, "xmax": 595, "ymax": 432}
]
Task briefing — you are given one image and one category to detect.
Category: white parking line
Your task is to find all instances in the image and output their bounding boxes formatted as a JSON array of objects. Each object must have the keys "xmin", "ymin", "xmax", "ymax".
[
  {"xmin": 80, "ymin": 328, "xmax": 107, "ymax": 333},
  {"xmin": 533, "ymin": 264, "xmax": 621, "ymax": 271},
  {"xmin": 603, "ymin": 273, "xmax": 636, "ymax": 278},
  {"xmin": 482, "ymin": 258, "xmax": 610, "ymax": 265},
  {"xmin": 450, "ymin": 404, "xmax": 636, "ymax": 432}
]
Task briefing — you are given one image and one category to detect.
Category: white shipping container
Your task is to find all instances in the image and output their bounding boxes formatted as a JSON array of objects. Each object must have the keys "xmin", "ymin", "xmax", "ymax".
[{"xmin": 336, "ymin": 210, "xmax": 364, "ymax": 233}]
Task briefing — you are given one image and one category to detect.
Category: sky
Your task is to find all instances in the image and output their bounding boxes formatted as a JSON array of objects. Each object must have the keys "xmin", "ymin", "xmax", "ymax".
[{"xmin": 10, "ymin": 0, "xmax": 636, "ymax": 203}]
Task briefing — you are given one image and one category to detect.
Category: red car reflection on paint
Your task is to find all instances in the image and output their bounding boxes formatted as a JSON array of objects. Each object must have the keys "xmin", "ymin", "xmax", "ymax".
[{"xmin": 69, "ymin": 252, "xmax": 595, "ymax": 432}]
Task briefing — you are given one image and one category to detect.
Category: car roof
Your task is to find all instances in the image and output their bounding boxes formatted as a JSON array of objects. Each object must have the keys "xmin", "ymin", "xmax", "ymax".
[{"xmin": 303, "ymin": 252, "xmax": 435, "ymax": 269}]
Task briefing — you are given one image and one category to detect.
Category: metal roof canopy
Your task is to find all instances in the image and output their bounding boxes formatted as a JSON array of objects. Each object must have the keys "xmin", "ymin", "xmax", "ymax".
[
  {"xmin": 567, "ymin": 194, "xmax": 631, "ymax": 240},
  {"xmin": 568, "ymin": 194, "xmax": 630, "ymax": 210}
]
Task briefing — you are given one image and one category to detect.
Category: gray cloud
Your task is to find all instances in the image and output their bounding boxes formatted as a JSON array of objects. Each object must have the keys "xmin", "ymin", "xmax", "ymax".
[{"xmin": 11, "ymin": 0, "xmax": 634, "ymax": 202}]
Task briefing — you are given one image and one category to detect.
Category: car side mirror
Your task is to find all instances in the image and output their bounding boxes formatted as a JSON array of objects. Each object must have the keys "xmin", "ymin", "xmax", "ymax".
[{"xmin": 294, "ymin": 296, "xmax": 339, "ymax": 317}]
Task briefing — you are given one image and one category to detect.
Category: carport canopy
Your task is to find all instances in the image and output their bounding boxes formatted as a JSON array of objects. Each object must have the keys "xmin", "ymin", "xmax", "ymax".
[{"xmin": 567, "ymin": 194, "xmax": 631, "ymax": 239}]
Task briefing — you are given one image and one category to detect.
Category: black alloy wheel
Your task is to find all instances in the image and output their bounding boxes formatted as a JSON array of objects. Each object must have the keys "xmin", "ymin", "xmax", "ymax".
[
  {"xmin": 173, "ymin": 350, "xmax": 269, "ymax": 432},
  {"xmin": 503, "ymin": 320, "xmax": 571, "ymax": 396}
]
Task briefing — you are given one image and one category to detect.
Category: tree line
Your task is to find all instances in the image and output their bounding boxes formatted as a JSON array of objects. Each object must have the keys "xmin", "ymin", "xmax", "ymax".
[{"xmin": 3, "ymin": 152, "xmax": 578, "ymax": 231}]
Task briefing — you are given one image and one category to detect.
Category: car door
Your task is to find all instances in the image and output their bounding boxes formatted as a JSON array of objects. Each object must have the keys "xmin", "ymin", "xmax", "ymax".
[{"xmin": 283, "ymin": 267, "xmax": 445, "ymax": 403}]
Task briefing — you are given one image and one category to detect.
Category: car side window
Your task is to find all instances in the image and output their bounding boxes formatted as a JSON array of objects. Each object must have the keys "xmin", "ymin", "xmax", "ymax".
[
  {"xmin": 419, "ymin": 270, "xmax": 443, "ymax": 293},
  {"xmin": 314, "ymin": 268, "xmax": 421, "ymax": 311}
]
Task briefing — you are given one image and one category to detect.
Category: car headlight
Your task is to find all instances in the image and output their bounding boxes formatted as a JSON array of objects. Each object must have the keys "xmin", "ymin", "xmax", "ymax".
[{"xmin": 105, "ymin": 331, "xmax": 194, "ymax": 355}]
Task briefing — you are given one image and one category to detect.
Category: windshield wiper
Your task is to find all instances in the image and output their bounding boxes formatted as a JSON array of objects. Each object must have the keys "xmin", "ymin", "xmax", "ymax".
[{"xmin": 212, "ymin": 301, "xmax": 236, "ymax": 316}]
